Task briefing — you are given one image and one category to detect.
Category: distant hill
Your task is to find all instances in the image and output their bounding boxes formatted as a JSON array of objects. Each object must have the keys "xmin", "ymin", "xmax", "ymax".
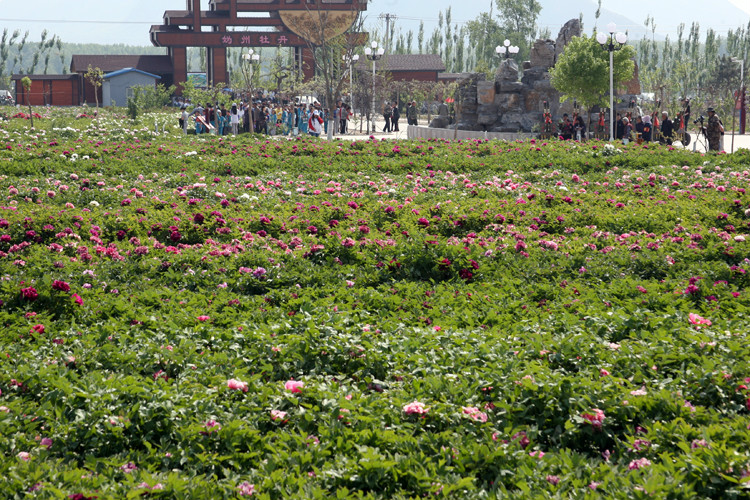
[{"xmin": 4, "ymin": 40, "xmax": 165, "ymax": 76}]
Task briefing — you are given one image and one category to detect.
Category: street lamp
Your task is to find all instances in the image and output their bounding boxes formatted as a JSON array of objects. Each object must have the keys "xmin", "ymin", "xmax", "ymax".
[
  {"xmin": 597, "ymin": 23, "xmax": 627, "ymax": 141},
  {"xmin": 242, "ymin": 49, "xmax": 260, "ymax": 102},
  {"xmin": 364, "ymin": 41, "xmax": 385, "ymax": 135},
  {"xmin": 495, "ymin": 39, "xmax": 520, "ymax": 59},
  {"xmin": 343, "ymin": 53, "xmax": 360, "ymax": 134},
  {"xmin": 731, "ymin": 56, "xmax": 745, "ymax": 153}
]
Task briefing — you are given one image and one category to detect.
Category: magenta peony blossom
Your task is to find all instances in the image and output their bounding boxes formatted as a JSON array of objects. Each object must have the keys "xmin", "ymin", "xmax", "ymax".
[
  {"xmin": 21, "ymin": 286, "xmax": 38, "ymax": 301},
  {"xmin": 52, "ymin": 280, "xmax": 71, "ymax": 292}
]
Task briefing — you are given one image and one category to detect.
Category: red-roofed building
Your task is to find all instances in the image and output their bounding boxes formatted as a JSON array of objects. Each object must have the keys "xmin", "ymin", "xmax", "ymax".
[
  {"xmin": 355, "ymin": 54, "xmax": 446, "ymax": 82},
  {"xmin": 11, "ymin": 74, "xmax": 81, "ymax": 106}
]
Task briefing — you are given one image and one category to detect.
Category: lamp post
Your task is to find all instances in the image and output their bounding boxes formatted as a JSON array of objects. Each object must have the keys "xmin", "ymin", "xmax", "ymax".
[
  {"xmin": 364, "ymin": 41, "xmax": 385, "ymax": 135},
  {"xmin": 242, "ymin": 49, "xmax": 260, "ymax": 102},
  {"xmin": 343, "ymin": 53, "xmax": 360, "ymax": 135},
  {"xmin": 495, "ymin": 39, "xmax": 520, "ymax": 59},
  {"xmin": 731, "ymin": 56, "xmax": 744, "ymax": 153},
  {"xmin": 597, "ymin": 23, "xmax": 627, "ymax": 141}
]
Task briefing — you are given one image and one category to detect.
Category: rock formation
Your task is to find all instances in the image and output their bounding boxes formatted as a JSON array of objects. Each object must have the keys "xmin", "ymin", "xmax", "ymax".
[{"xmin": 431, "ymin": 18, "xmax": 641, "ymax": 134}]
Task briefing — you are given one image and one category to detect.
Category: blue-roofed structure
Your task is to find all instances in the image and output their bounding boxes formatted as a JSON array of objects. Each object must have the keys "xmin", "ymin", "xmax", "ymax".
[
  {"xmin": 102, "ymin": 67, "xmax": 162, "ymax": 107},
  {"xmin": 103, "ymin": 68, "xmax": 162, "ymax": 81}
]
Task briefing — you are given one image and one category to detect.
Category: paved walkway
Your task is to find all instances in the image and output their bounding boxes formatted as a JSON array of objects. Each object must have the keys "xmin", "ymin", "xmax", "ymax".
[
  {"xmin": 322, "ymin": 116, "xmax": 406, "ymax": 141},
  {"xmin": 686, "ymin": 131, "xmax": 750, "ymax": 153},
  {"xmin": 319, "ymin": 117, "xmax": 750, "ymax": 153}
]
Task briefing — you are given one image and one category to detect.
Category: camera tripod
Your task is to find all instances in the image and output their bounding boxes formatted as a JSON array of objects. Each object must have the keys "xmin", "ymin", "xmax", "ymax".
[{"xmin": 692, "ymin": 122, "xmax": 708, "ymax": 152}]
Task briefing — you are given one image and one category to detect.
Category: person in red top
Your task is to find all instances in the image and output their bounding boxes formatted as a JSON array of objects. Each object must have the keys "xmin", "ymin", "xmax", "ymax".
[{"xmin": 308, "ymin": 108, "xmax": 324, "ymax": 137}]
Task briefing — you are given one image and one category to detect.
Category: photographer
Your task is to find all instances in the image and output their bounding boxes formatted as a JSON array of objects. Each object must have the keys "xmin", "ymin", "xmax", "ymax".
[{"xmin": 706, "ymin": 107, "xmax": 724, "ymax": 152}]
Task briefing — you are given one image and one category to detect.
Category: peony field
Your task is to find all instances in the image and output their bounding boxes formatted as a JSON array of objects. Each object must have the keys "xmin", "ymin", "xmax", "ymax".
[{"xmin": 2, "ymin": 108, "xmax": 750, "ymax": 499}]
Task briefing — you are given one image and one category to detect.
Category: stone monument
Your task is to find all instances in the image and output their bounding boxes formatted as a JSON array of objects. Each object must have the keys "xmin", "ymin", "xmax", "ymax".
[{"xmin": 431, "ymin": 19, "xmax": 642, "ymax": 134}]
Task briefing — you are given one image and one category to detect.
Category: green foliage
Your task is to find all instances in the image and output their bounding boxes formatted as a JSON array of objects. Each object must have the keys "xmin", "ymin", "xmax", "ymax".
[
  {"xmin": 129, "ymin": 83, "xmax": 177, "ymax": 110},
  {"xmin": 1, "ymin": 111, "xmax": 750, "ymax": 497},
  {"xmin": 551, "ymin": 34, "xmax": 636, "ymax": 110},
  {"xmin": 126, "ymin": 96, "xmax": 138, "ymax": 121},
  {"xmin": 495, "ymin": 0, "xmax": 542, "ymax": 59},
  {"xmin": 181, "ymin": 76, "xmax": 232, "ymax": 108}
]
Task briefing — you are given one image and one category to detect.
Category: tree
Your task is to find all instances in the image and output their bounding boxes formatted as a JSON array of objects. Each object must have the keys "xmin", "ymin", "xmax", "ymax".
[
  {"xmin": 84, "ymin": 65, "xmax": 104, "ymax": 109},
  {"xmin": 182, "ymin": 76, "xmax": 232, "ymax": 108},
  {"xmin": 266, "ymin": 47, "xmax": 295, "ymax": 93},
  {"xmin": 0, "ymin": 29, "xmax": 20, "ymax": 89},
  {"xmin": 466, "ymin": 12, "xmax": 503, "ymax": 70},
  {"xmin": 14, "ymin": 31, "xmax": 28, "ymax": 75},
  {"xmin": 291, "ymin": 2, "xmax": 366, "ymax": 139},
  {"xmin": 495, "ymin": 0, "xmax": 542, "ymax": 60},
  {"xmin": 21, "ymin": 76, "xmax": 33, "ymax": 127},
  {"xmin": 550, "ymin": 34, "xmax": 635, "ymax": 132},
  {"xmin": 417, "ymin": 22, "xmax": 424, "ymax": 54}
]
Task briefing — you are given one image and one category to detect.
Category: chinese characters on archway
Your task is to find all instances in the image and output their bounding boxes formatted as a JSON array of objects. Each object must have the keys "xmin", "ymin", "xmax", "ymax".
[{"xmin": 220, "ymin": 34, "xmax": 291, "ymax": 46}]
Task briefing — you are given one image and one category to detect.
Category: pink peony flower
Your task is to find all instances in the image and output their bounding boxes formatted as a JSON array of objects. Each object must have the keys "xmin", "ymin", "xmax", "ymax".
[
  {"xmin": 284, "ymin": 380, "xmax": 304, "ymax": 393},
  {"xmin": 237, "ymin": 481, "xmax": 256, "ymax": 496},
  {"xmin": 628, "ymin": 457, "xmax": 652, "ymax": 470},
  {"xmin": 227, "ymin": 378, "xmax": 249, "ymax": 392},
  {"xmin": 120, "ymin": 462, "xmax": 138, "ymax": 473},
  {"xmin": 72, "ymin": 293, "xmax": 83, "ymax": 306},
  {"xmin": 630, "ymin": 386, "xmax": 648, "ymax": 396},
  {"xmin": 203, "ymin": 420, "xmax": 221, "ymax": 432},
  {"xmin": 17, "ymin": 451, "xmax": 30, "ymax": 461},
  {"xmin": 30, "ymin": 324, "xmax": 45, "ymax": 334},
  {"xmin": 270, "ymin": 409, "xmax": 288, "ymax": 421},
  {"xmin": 403, "ymin": 401, "xmax": 429, "ymax": 415},
  {"xmin": 196, "ymin": 315, "xmax": 210, "ymax": 322},
  {"xmin": 688, "ymin": 313, "xmax": 711, "ymax": 326},
  {"xmin": 461, "ymin": 406, "xmax": 488, "ymax": 422},
  {"xmin": 582, "ymin": 409, "xmax": 606, "ymax": 429}
]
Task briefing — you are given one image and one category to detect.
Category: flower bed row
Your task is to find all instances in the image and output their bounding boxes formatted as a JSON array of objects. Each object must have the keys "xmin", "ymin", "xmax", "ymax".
[{"xmin": 1, "ymin": 130, "xmax": 750, "ymax": 498}]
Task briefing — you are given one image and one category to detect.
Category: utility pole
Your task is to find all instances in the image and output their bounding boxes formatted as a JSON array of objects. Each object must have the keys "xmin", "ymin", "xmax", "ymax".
[{"xmin": 379, "ymin": 13, "xmax": 398, "ymax": 54}]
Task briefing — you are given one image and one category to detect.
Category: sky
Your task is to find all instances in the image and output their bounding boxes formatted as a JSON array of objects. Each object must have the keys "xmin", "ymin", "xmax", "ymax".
[{"xmin": 0, "ymin": 0, "xmax": 748, "ymax": 46}]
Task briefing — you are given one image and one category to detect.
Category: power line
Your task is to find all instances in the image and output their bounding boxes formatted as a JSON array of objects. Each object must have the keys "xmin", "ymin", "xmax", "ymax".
[
  {"xmin": 378, "ymin": 13, "xmax": 398, "ymax": 54},
  {"xmin": 0, "ymin": 18, "xmax": 153, "ymax": 25}
]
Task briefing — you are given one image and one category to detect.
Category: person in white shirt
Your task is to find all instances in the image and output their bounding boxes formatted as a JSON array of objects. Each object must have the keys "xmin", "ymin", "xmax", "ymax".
[
  {"xmin": 180, "ymin": 106, "xmax": 188, "ymax": 135},
  {"xmin": 230, "ymin": 103, "xmax": 239, "ymax": 135}
]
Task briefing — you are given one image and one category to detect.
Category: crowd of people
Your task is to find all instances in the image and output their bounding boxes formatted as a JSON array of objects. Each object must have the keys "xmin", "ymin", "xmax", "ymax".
[
  {"xmin": 555, "ymin": 98, "xmax": 725, "ymax": 151},
  {"xmin": 179, "ymin": 99, "xmax": 355, "ymax": 137}
]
